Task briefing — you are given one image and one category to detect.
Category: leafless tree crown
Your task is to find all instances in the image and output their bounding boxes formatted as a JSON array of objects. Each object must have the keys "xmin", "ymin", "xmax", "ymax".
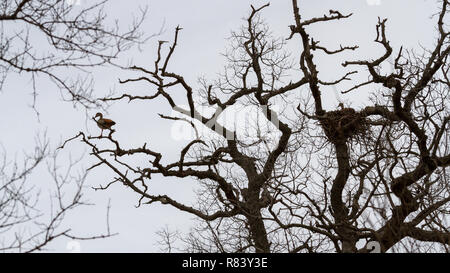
[
  {"xmin": 64, "ymin": 0, "xmax": 450, "ymax": 253},
  {"xmin": 0, "ymin": 0, "xmax": 146, "ymax": 110}
]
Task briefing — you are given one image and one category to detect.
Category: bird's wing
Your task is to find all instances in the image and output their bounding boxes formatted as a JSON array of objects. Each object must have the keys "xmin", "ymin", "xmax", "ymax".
[
  {"xmin": 102, "ymin": 118, "xmax": 116, "ymax": 126},
  {"xmin": 98, "ymin": 118, "xmax": 116, "ymax": 127}
]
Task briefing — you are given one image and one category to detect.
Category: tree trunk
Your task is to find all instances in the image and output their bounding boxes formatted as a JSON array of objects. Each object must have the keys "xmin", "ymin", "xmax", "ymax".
[{"xmin": 247, "ymin": 209, "xmax": 271, "ymax": 253}]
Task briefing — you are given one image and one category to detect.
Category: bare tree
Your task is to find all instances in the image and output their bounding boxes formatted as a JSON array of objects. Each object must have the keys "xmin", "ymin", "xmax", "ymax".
[
  {"xmin": 0, "ymin": 135, "xmax": 116, "ymax": 252},
  {"xmin": 64, "ymin": 1, "xmax": 450, "ymax": 253},
  {"xmin": 0, "ymin": 0, "xmax": 148, "ymax": 252},
  {"xmin": 0, "ymin": 0, "xmax": 147, "ymax": 110}
]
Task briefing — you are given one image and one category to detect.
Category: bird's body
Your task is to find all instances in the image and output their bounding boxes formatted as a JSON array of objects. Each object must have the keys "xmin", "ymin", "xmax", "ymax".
[
  {"xmin": 94, "ymin": 112, "xmax": 115, "ymax": 136},
  {"xmin": 96, "ymin": 117, "xmax": 116, "ymax": 129}
]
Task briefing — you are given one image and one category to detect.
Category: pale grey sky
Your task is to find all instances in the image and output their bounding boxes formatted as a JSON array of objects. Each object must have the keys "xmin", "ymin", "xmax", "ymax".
[{"xmin": 0, "ymin": 0, "xmax": 441, "ymax": 252}]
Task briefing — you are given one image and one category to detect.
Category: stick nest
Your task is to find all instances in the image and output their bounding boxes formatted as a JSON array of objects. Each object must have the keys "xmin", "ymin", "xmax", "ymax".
[{"xmin": 319, "ymin": 108, "xmax": 369, "ymax": 143}]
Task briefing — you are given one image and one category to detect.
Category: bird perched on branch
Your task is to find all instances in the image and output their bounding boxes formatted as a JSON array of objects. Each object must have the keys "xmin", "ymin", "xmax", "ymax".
[{"xmin": 93, "ymin": 112, "xmax": 116, "ymax": 136}]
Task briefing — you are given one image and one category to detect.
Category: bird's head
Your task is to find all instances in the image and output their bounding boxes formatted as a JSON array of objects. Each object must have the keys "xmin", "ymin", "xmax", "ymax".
[{"xmin": 94, "ymin": 112, "xmax": 103, "ymax": 120}]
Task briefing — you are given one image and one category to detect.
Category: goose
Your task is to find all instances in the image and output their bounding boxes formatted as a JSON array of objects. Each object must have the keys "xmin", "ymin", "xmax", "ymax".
[{"xmin": 93, "ymin": 112, "xmax": 116, "ymax": 136}]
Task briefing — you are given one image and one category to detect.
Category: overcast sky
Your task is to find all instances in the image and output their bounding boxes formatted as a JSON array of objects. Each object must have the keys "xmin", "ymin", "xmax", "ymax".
[{"xmin": 0, "ymin": 0, "xmax": 442, "ymax": 252}]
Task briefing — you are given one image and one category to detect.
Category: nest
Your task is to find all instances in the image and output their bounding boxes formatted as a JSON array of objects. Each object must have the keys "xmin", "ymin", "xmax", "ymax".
[{"xmin": 319, "ymin": 107, "xmax": 369, "ymax": 143}]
